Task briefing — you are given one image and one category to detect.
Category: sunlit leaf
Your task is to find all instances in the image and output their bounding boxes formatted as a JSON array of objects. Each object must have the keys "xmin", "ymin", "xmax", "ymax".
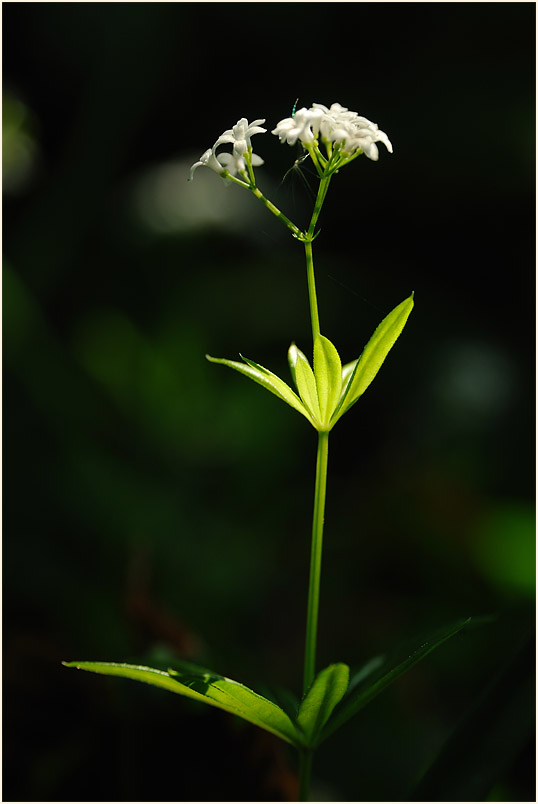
[
  {"xmin": 63, "ymin": 661, "xmax": 303, "ymax": 746},
  {"xmin": 319, "ymin": 617, "xmax": 470, "ymax": 744},
  {"xmin": 256, "ymin": 682, "xmax": 300, "ymax": 723},
  {"xmin": 341, "ymin": 358, "xmax": 358, "ymax": 391},
  {"xmin": 314, "ymin": 335, "xmax": 342, "ymax": 426},
  {"xmin": 290, "ymin": 345, "xmax": 321, "ymax": 423},
  {"xmin": 331, "ymin": 294, "xmax": 414, "ymax": 424},
  {"xmin": 206, "ymin": 354, "xmax": 314, "ymax": 426},
  {"xmin": 288, "ymin": 342, "xmax": 299, "ymax": 390},
  {"xmin": 296, "ymin": 663, "xmax": 349, "ymax": 747}
]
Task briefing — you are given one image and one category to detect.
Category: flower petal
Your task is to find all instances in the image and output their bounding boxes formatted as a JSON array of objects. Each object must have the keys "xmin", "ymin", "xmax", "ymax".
[
  {"xmin": 188, "ymin": 161, "xmax": 205, "ymax": 181},
  {"xmin": 246, "ymin": 125, "xmax": 267, "ymax": 138},
  {"xmin": 362, "ymin": 141, "xmax": 379, "ymax": 161},
  {"xmin": 376, "ymin": 130, "xmax": 393, "ymax": 153},
  {"xmin": 214, "ymin": 133, "xmax": 235, "ymax": 148}
]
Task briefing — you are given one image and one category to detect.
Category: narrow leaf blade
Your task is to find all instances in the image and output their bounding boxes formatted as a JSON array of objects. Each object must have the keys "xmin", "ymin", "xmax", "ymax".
[
  {"xmin": 207, "ymin": 677, "xmax": 303, "ymax": 745},
  {"xmin": 63, "ymin": 661, "xmax": 302, "ymax": 746},
  {"xmin": 255, "ymin": 682, "xmax": 300, "ymax": 723},
  {"xmin": 296, "ymin": 663, "xmax": 349, "ymax": 747},
  {"xmin": 293, "ymin": 347, "xmax": 321, "ymax": 423},
  {"xmin": 314, "ymin": 335, "xmax": 342, "ymax": 426},
  {"xmin": 206, "ymin": 354, "xmax": 313, "ymax": 425},
  {"xmin": 288, "ymin": 343, "xmax": 299, "ymax": 390},
  {"xmin": 341, "ymin": 358, "xmax": 358, "ymax": 390},
  {"xmin": 346, "ymin": 655, "xmax": 386, "ymax": 695},
  {"xmin": 412, "ymin": 638, "xmax": 535, "ymax": 801},
  {"xmin": 332, "ymin": 294, "xmax": 414, "ymax": 423},
  {"xmin": 319, "ymin": 617, "xmax": 471, "ymax": 743}
]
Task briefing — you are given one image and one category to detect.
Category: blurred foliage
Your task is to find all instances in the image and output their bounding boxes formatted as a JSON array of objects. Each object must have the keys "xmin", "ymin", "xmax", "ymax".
[
  {"xmin": 3, "ymin": 92, "xmax": 39, "ymax": 193},
  {"xmin": 3, "ymin": 2, "xmax": 535, "ymax": 802}
]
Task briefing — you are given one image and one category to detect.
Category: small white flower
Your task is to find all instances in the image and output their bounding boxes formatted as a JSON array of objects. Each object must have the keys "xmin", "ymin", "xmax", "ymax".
[
  {"xmin": 312, "ymin": 103, "xmax": 357, "ymax": 139},
  {"xmin": 338, "ymin": 118, "xmax": 393, "ymax": 161},
  {"xmin": 313, "ymin": 102, "xmax": 357, "ymax": 122},
  {"xmin": 214, "ymin": 117, "xmax": 267, "ymax": 157},
  {"xmin": 312, "ymin": 102, "xmax": 393, "ymax": 161},
  {"xmin": 219, "ymin": 150, "xmax": 264, "ymax": 177},
  {"xmin": 189, "ymin": 117, "xmax": 266, "ymax": 182},
  {"xmin": 189, "ymin": 145, "xmax": 264, "ymax": 182},
  {"xmin": 189, "ymin": 148, "xmax": 227, "ymax": 181},
  {"xmin": 271, "ymin": 107, "xmax": 324, "ymax": 146}
]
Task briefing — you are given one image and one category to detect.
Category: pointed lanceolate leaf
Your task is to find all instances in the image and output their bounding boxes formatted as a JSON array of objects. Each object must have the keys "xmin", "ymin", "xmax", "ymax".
[
  {"xmin": 332, "ymin": 294, "xmax": 414, "ymax": 424},
  {"xmin": 288, "ymin": 343, "xmax": 299, "ymax": 390},
  {"xmin": 206, "ymin": 354, "xmax": 314, "ymax": 426},
  {"xmin": 412, "ymin": 638, "xmax": 535, "ymax": 801},
  {"xmin": 256, "ymin": 682, "xmax": 300, "ymax": 724},
  {"xmin": 63, "ymin": 661, "xmax": 303, "ymax": 746},
  {"xmin": 319, "ymin": 617, "xmax": 471, "ymax": 744},
  {"xmin": 291, "ymin": 346, "xmax": 321, "ymax": 424},
  {"xmin": 346, "ymin": 655, "xmax": 386, "ymax": 695},
  {"xmin": 314, "ymin": 335, "xmax": 342, "ymax": 427},
  {"xmin": 341, "ymin": 358, "xmax": 358, "ymax": 390},
  {"xmin": 296, "ymin": 663, "xmax": 349, "ymax": 747}
]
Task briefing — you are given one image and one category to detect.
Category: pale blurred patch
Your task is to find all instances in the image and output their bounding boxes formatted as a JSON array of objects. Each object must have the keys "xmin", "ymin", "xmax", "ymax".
[
  {"xmin": 432, "ymin": 340, "xmax": 516, "ymax": 424},
  {"xmin": 131, "ymin": 156, "xmax": 274, "ymax": 237},
  {"xmin": 3, "ymin": 92, "xmax": 39, "ymax": 194}
]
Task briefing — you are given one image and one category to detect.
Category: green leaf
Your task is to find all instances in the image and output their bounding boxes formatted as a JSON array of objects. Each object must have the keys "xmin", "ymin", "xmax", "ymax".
[
  {"xmin": 206, "ymin": 354, "xmax": 314, "ymax": 426},
  {"xmin": 319, "ymin": 617, "xmax": 470, "ymax": 744},
  {"xmin": 331, "ymin": 294, "xmax": 414, "ymax": 424},
  {"xmin": 412, "ymin": 637, "xmax": 535, "ymax": 801},
  {"xmin": 63, "ymin": 661, "xmax": 304, "ymax": 746},
  {"xmin": 314, "ymin": 335, "xmax": 342, "ymax": 427},
  {"xmin": 255, "ymin": 682, "xmax": 300, "ymax": 723},
  {"xmin": 296, "ymin": 663, "xmax": 349, "ymax": 747},
  {"xmin": 289, "ymin": 344, "xmax": 320, "ymax": 424},
  {"xmin": 341, "ymin": 358, "xmax": 358, "ymax": 389},
  {"xmin": 164, "ymin": 657, "xmax": 217, "ymax": 676},
  {"xmin": 346, "ymin": 654, "xmax": 386, "ymax": 694},
  {"xmin": 288, "ymin": 342, "xmax": 299, "ymax": 389}
]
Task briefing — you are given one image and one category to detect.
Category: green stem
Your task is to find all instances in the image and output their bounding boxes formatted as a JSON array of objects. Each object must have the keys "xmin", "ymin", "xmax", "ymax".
[
  {"xmin": 302, "ymin": 175, "xmax": 331, "ymax": 344},
  {"xmin": 307, "ymin": 176, "xmax": 331, "ymax": 239},
  {"xmin": 225, "ymin": 172, "xmax": 250, "ymax": 189},
  {"xmin": 297, "ymin": 152, "xmax": 336, "ymax": 804},
  {"xmin": 251, "ymin": 187, "xmax": 302, "ymax": 238},
  {"xmin": 298, "ymin": 750, "xmax": 313, "ymax": 801},
  {"xmin": 303, "ymin": 430, "xmax": 330, "ymax": 694},
  {"xmin": 245, "ymin": 146, "xmax": 256, "ymax": 187},
  {"xmin": 305, "ymin": 143, "xmax": 325, "ymax": 177},
  {"xmin": 304, "ymin": 239, "xmax": 320, "ymax": 341}
]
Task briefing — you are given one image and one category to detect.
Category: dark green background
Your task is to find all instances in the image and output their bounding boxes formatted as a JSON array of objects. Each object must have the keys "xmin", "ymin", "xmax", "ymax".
[{"xmin": 3, "ymin": 3, "xmax": 535, "ymax": 801}]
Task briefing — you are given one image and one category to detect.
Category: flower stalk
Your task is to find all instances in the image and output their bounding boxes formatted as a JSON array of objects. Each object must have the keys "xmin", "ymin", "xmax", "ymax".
[
  {"xmin": 304, "ymin": 240, "xmax": 320, "ymax": 342},
  {"xmin": 190, "ymin": 101, "xmax": 409, "ymax": 803},
  {"xmin": 250, "ymin": 186, "xmax": 303, "ymax": 239},
  {"xmin": 62, "ymin": 100, "xmax": 477, "ymax": 804},
  {"xmin": 303, "ymin": 430, "xmax": 330, "ymax": 694},
  {"xmin": 298, "ymin": 749, "xmax": 313, "ymax": 802}
]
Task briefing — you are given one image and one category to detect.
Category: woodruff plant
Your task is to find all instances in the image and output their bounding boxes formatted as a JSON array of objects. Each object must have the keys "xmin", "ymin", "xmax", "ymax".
[{"xmin": 65, "ymin": 102, "xmax": 470, "ymax": 801}]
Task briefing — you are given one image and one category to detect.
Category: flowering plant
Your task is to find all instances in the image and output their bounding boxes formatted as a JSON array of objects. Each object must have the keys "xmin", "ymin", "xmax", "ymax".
[{"xmin": 65, "ymin": 101, "xmax": 470, "ymax": 801}]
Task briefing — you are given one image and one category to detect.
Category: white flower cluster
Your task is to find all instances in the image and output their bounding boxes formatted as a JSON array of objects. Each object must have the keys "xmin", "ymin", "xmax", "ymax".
[
  {"xmin": 189, "ymin": 118, "xmax": 266, "ymax": 181},
  {"xmin": 272, "ymin": 102, "xmax": 392, "ymax": 161},
  {"xmin": 271, "ymin": 106, "xmax": 324, "ymax": 147}
]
